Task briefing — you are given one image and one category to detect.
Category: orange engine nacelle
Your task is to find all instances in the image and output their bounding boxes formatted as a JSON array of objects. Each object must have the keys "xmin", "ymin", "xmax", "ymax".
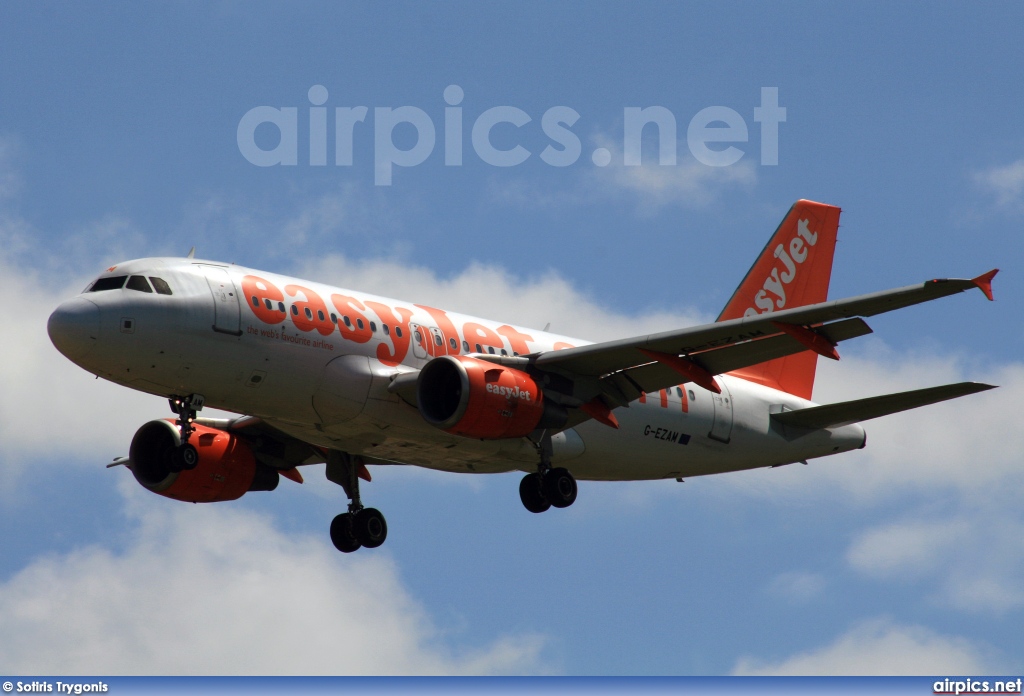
[
  {"xmin": 416, "ymin": 355, "xmax": 567, "ymax": 439},
  {"xmin": 128, "ymin": 420, "xmax": 279, "ymax": 503}
]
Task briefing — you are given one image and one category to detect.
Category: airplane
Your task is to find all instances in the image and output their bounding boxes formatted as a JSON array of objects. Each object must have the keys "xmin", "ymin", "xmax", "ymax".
[{"xmin": 47, "ymin": 200, "xmax": 998, "ymax": 553}]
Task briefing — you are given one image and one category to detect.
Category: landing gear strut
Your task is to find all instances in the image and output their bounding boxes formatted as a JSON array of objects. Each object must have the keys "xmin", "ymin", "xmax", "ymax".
[
  {"xmin": 519, "ymin": 431, "xmax": 577, "ymax": 513},
  {"xmin": 168, "ymin": 394, "xmax": 204, "ymax": 472},
  {"xmin": 326, "ymin": 451, "xmax": 387, "ymax": 553}
]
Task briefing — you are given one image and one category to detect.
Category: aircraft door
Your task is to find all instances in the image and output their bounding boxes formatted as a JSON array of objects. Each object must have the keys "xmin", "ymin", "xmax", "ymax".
[
  {"xmin": 410, "ymin": 323, "xmax": 430, "ymax": 359},
  {"xmin": 410, "ymin": 323, "xmax": 445, "ymax": 361},
  {"xmin": 200, "ymin": 265, "xmax": 242, "ymax": 335},
  {"xmin": 708, "ymin": 379, "xmax": 734, "ymax": 443}
]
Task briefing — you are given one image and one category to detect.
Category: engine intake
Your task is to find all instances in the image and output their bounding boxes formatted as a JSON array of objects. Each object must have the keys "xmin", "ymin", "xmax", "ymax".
[
  {"xmin": 129, "ymin": 419, "xmax": 278, "ymax": 503},
  {"xmin": 417, "ymin": 355, "xmax": 566, "ymax": 439}
]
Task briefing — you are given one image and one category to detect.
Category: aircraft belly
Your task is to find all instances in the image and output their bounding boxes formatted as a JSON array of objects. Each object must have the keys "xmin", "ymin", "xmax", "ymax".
[{"xmin": 563, "ymin": 378, "xmax": 867, "ymax": 482}]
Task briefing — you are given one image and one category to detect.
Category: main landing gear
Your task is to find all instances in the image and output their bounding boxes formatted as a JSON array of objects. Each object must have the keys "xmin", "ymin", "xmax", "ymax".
[
  {"xmin": 519, "ymin": 432, "xmax": 578, "ymax": 513},
  {"xmin": 168, "ymin": 394, "xmax": 205, "ymax": 472},
  {"xmin": 326, "ymin": 451, "xmax": 387, "ymax": 553}
]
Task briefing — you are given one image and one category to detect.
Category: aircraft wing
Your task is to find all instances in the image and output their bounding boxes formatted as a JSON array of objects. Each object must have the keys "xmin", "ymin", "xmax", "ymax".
[
  {"xmin": 530, "ymin": 271, "xmax": 996, "ymax": 406},
  {"xmin": 194, "ymin": 415, "xmax": 324, "ymax": 473}
]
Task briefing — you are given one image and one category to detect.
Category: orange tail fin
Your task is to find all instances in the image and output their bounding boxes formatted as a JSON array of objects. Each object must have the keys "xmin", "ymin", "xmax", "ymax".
[{"xmin": 717, "ymin": 200, "xmax": 842, "ymax": 400}]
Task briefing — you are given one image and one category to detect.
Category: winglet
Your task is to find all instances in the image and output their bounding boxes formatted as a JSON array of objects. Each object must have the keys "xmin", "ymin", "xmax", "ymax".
[{"xmin": 971, "ymin": 268, "xmax": 998, "ymax": 301}]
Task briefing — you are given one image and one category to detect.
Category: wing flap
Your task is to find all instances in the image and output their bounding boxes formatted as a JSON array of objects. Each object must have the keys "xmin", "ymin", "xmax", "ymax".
[
  {"xmin": 605, "ymin": 318, "xmax": 872, "ymax": 398},
  {"xmin": 770, "ymin": 382, "xmax": 996, "ymax": 430}
]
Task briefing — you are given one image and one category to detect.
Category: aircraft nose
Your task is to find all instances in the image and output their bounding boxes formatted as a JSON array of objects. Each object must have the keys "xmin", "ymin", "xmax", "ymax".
[{"xmin": 48, "ymin": 297, "xmax": 100, "ymax": 360}]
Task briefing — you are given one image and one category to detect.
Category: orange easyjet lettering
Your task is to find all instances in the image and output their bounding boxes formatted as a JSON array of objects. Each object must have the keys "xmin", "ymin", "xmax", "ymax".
[
  {"xmin": 497, "ymin": 325, "xmax": 534, "ymax": 356},
  {"xmin": 241, "ymin": 275, "xmax": 286, "ymax": 325},
  {"xmin": 285, "ymin": 284, "xmax": 335, "ymax": 336},
  {"xmin": 331, "ymin": 294, "xmax": 372, "ymax": 343},
  {"xmin": 366, "ymin": 301, "xmax": 414, "ymax": 366}
]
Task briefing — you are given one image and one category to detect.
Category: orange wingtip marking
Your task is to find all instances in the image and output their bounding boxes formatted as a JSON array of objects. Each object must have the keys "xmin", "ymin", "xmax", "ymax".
[
  {"xmin": 771, "ymin": 322, "xmax": 840, "ymax": 361},
  {"xmin": 580, "ymin": 399, "xmax": 620, "ymax": 429},
  {"xmin": 280, "ymin": 468, "xmax": 304, "ymax": 484},
  {"xmin": 971, "ymin": 268, "xmax": 998, "ymax": 301},
  {"xmin": 639, "ymin": 349, "xmax": 722, "ymax": 394}
]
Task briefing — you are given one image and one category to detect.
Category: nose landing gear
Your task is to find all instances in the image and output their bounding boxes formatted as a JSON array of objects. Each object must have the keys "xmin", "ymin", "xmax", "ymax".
[
  {"xmin": 168, "ymin": 394, "xmax": 205, "ymax": 472},
  {"xmin": 326, "ymin": 451, "xmax": 388, "ymax": 553},
  {"xmin": 518, "ymin": 431, "xmax": 578, "ymax": 513}
]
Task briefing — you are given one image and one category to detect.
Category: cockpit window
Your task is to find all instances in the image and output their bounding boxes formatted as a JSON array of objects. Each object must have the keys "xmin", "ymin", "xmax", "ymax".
[
  {"xmin": 88, "ymin": 275, "xmax": 128, "ymax": 292},
  {"xmin": 149, "ymin": 277, "xmax": 173, "ymax": 295},
  {"xmin": 126, "ymin": 275, "xmax": 153, "ymax": 293}
]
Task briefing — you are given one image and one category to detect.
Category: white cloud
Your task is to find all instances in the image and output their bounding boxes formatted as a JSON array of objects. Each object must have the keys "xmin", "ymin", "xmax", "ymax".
[
  {"xmin": 588, "ymin": 135, "xmax": 756, "ymax": 213},
  {"xmin": 766, "ymin": 571, "xmax": 826, "ymax": 604},
  {"xmin": 488, "ymin": 136, "xmax": 756, "ymax": 214},
  {"xmin": 0, "ymin": 482, "xmax": 546, "ymax": 675},
  {"xmin": 974, "ymin": 159, "xmax": 1024, "ymax": 209},
  {"xmin": 847, "ymin": 519, "xmax": 972, "ymax": 579},
  {"xmin": 733, "ymin": 619, "xmax": 993, "ymax": 675},
  {"xmin": 847, "ymin": 513, "xmax": 1024, "ymax": 614}
]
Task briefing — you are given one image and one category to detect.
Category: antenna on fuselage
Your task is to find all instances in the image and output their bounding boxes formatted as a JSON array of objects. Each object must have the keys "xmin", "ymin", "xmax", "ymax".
[
  {"xmin": 187, "ymin": 246, "xmax": 196, "ymax": 259},
  {"xmin": 543, "ymin": 323, "xmax": 551, "ymax": 332}
]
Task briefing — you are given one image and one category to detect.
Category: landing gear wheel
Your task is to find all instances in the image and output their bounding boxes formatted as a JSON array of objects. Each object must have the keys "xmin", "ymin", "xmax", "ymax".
[
  {"xmin": 519, "ymin": 473, "xmax": 551, "ymax": 513},
  {"xmin": 543, "ymin": 467, "xmax": 577, "ymax": 508},
  {"xmin": 176, "ymin": 444, "xmax": 198, "ymax": 471},
  {"xmin": 330, "ymin": 513, "xmax": 362, "ymax": 553},
  {"xmin": 353, "ymin": 508, "xmax": 388, "ymax": 548}
]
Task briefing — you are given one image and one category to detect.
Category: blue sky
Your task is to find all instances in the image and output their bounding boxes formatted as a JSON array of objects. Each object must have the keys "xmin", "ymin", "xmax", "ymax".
[{"xmin": 1, "ymin": 1, "xmax": 1023, "ymax": 675}]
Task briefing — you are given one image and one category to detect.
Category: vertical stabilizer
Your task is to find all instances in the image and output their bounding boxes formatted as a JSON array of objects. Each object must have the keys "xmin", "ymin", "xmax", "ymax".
[{"xmin": 717, "ymin": 200, "xmax": 842, "ymax": 399}]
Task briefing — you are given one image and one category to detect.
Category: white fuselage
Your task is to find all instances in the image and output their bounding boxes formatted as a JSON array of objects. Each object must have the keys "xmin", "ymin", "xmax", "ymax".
[{"xmin": 53, "ymin": 258, "xmax": 866, "ymax": 481}]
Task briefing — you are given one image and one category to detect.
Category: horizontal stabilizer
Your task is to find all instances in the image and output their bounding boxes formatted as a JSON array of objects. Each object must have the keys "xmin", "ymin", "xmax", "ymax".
[{"xmin": 771, "ymin": 382, "xmax": 996, "ymax": 430}]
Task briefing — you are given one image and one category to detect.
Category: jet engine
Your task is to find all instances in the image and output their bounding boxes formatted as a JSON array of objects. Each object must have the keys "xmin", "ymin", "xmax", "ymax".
[
  {"xmin": 416, "ymin": 355, "xmax": 567, "ymax": 439},
  {"xmin": 128, "ymin": 419, "xmax": 279, "ymax": 503}
]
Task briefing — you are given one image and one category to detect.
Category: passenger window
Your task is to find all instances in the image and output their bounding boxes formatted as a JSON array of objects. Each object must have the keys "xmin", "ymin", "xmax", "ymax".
[
  {"xmin": 357, "ymin": 319, "xmax": 364, "ymax": 329},
  {"xmin": 688, "ymin": 390, "xmax": 696, "ymax": 401},
  {"xmin": 395, "ymin": 327, "xmax": 403, "ymax": 338},
  {"xmin": 475, "ymin": 343, "xmax": 482, "ymax": 353},
  {"xmin": 149, "ymin": 277, "xmax": 173, "ymax": 295},
  {"xmin": 344, "ymin": 316, "xmax": 352, "ymax": 327},
  {"xmin": 433, "ymin": 334, "xmax": 442, "ymax": 347},
  {"xmin": 449, "ymin": 337, "xmax": 457, "ymax": 350},
  {"xmin": 126, "ymin": 275, "xmax": 153, "ymax": 293},
  {"xmin": 330, "ymin": 313, "xmax": 337, "ymax": 323},
  {"xmin": 277, "ymin": 302, "xmax": 285, "ymax": 312},
  {"xmin": 264, "ymin": 299, "xmax": 273, "ymax": 310},
  {"xmin": 370, "ymin": 321, "xmax": 377, "ymax": 333},
  {"xmin": 414, "ymin": 330, "xmax": 423, "ymax": 344},
  {"xmin": 462, "ymin": 341, "xmax": 469, "ymax": 352},
  {"xmin": 500, "ymin": 349, "xmax": 508, "ymax": 356},
  {"xmin": 88, "ymin": 276, "xmax": 128, "ymax": 292},
  {"xmin": 383, "ymin": 324, "xmax": 390, "ymax": 336},
  {"xmin": 291, "ymin": 306, "xmax": 299, "ymax": 316},
  {"xmin": 304, "ymin": 308, "xmax": 313, "ymax": 319},
  {"xmin": 488, "ymin": 346, "xmax": 495, "ymax": 354}
]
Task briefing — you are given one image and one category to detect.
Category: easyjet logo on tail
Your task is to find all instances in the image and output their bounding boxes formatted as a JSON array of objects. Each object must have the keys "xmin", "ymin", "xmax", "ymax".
[{"xmin": 743, "ymin": 219, "xmax": 818, "ymax": 318}]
